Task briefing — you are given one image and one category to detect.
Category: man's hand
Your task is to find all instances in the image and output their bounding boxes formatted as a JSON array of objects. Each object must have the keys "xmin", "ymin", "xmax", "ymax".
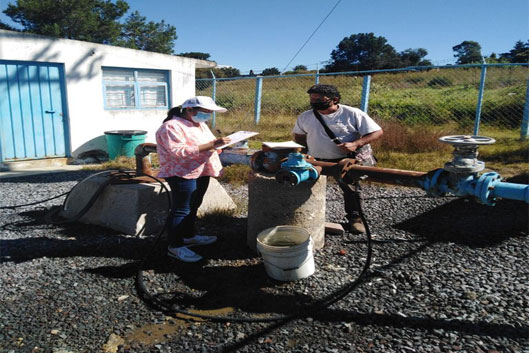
[{"xmin": 337, "ymin": 141, "xmax": 360, "ymax": 153}]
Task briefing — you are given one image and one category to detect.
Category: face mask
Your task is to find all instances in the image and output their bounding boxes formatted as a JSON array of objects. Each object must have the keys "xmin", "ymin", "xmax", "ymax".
[
  {"xmin": 191, "ymin": 111, "xmax": 211, "ymax": 123},
  {"xmin": 310, "ymin": 100, "xmax": 332, "ymax": 110}
]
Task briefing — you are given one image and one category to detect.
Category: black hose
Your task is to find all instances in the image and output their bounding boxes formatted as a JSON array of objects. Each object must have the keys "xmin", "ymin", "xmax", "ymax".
[
  {"xmin": 45, "ymin": 170, "xmax": 132, "ymax": 224},
  {"xmin": 0, "ymin": 192, "xmax": 69, "ymax": 210},
  {"xmin": 134, "ymin": 176, "xmax": 374, "ymax": 323},
  {"xmin": 3, "ymin": 168, "xmax": 374, "ymax": 322}
]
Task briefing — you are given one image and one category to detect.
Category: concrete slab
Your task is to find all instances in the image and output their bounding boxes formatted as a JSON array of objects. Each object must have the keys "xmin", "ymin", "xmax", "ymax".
[
  {"xmin": 0, "ymin": 165, "xmax": 89, "ymax": 179},
  {"xmin": 60, "ymin": 176, "xmax": 236, "ymax": 236},
  {"xmin": 1, "ymin": 157, "xmax": 70, "ymax": 170}
]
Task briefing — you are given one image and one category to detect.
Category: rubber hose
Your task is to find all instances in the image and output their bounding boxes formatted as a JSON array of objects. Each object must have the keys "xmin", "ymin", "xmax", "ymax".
[{"xmin": 134, "ymin": 175, "xmax": 373, "ymax": 323}]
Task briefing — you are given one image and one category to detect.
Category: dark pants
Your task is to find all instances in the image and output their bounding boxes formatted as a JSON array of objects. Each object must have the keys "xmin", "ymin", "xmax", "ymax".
[
  {"xmin": 337, "ymin": 180, "xmax": 361, "ymax": 221},
  {"xmin": 318, "ymin": 159, "xmax": 362, "ymax": 221},
  {"xmin": 165, "ymin": 176, "xmax": 210, "ymax": 247}
]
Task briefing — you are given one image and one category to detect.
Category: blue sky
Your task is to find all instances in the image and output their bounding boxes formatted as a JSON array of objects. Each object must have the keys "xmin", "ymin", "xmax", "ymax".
[{"xmin": 1, "ymin": 0, "xmax": 529, "ymax": 74}]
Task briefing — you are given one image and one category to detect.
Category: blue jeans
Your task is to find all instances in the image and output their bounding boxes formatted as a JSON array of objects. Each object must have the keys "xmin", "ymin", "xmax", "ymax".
[{"xmin": 165, "ymin": 176, "xmax": 210, "ymax": 247}]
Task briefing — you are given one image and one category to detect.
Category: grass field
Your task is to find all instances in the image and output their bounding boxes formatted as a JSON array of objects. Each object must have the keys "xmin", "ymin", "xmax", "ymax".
[
  {"xmin": 92, "ymin": 122, "xmax": 528, "ymax": 185},
  {"xmin": 92, "ymin": 65, "xmax": 528, "ymax": 183}
]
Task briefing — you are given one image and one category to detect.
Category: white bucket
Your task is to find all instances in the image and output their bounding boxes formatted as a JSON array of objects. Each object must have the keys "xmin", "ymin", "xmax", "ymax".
[{"xmin": 256, "ymin": 226, "xmax": 315, "ymax": 281}]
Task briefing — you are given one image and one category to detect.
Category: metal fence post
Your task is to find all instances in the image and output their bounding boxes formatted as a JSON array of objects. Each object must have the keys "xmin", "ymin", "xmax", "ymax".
[
  {"xmin": 521, "ymin": 80, "xmax": 529, "ymax": 140},
  {"xmin": 254, "ymin": 76, "xmax": 263, "ymax": 124},
  {"xmin": 210, "ymin": 70, "xmax": 217, "ymax": 128},
  {"xmin": 315, "ymin": 66, "xmax": 320, "ymax": 84},
  {"xmin": 360, "ymin": 75, "xmax": 371, "ymax": 113},
  {"xmin": 474, "ymin": 64, "xmax": 487, "ymax": 135}
]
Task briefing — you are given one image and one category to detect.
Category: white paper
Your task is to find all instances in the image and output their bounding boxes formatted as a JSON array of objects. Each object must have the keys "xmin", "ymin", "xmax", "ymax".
[
  {"xmin": 262, "ymin": 141, "xmax": 305, "ymax": 149},
  {"xmin": 215, "ymin": 131, "xmax": 259, "ymax": 149}
]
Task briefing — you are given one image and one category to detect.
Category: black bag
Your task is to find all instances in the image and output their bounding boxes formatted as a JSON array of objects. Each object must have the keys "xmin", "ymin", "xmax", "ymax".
[{"xmin": 313, "ymin": 110, "xmax": 359, "ymax": 158}]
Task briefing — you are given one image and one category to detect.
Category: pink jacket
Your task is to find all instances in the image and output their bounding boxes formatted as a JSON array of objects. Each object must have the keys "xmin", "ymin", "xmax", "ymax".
[{"xmin": 155, "ymin": 116, "xmax": 223, "ymax": 179}]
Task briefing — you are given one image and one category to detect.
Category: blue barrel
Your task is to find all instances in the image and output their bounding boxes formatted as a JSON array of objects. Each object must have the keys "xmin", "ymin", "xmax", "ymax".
[{"xmin": 104, "ymin": 130, "xmax": 147, "ymax": 160}]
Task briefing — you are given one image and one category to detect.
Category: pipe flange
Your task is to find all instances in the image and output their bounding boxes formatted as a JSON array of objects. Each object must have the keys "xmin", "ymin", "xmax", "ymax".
[{"xmin": 474, "ymin": 172, "xmax": 502, "ymax": 205}]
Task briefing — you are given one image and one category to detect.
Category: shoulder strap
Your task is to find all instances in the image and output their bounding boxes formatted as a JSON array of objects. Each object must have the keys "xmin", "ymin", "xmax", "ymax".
[{"xmin": 313, "ymin": 110, "xmax": 342, "ymax": 145}]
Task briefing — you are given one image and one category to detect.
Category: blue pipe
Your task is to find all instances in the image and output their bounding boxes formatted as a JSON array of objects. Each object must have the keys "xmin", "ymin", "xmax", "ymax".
[
  {"xmin": 491, "ymin": 181, "xmax": 529, "ymax": 203},
  {"xmin": 474, "ymin": 64, "xmax": 487, "ymax": 135},
  {"xmin": 254, "ymin": 77, "xmax": 263, "ymax": 124},
  {"xmin": 521, "ymin": 80, "xmax": 529, "ymax": 140},
  {"xmin": 422, "ymin": 169, "xmax": 529, "ymax": 206},
  {"xmin": 278, "ymin": 153, "xmax": 528, "ymax": 206},
  {"xmin": 360, "ymin": 75, "xmax": 371, "ymax": 113}
]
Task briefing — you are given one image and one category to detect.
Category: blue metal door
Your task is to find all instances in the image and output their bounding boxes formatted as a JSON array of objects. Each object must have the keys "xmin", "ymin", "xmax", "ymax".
[{"xmin": 0, "ymin": 61, "xmax": 68, "ymax": 162}]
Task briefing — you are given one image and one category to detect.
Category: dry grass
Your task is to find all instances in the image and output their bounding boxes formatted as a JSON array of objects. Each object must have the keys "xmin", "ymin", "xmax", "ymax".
[
  {"xmin": 218, "ymin": 164, "xmax": 251, "ymax": 186},
  {"xmin": 374, "ymin": 121, "xmax": 456, "ymax": 153},
  {"xmin": 84, "ymin": 156, "xmax": 137, "ymax": 171},
  {"xmin": 84, "ymin": 121, "xmax": 528, "ymax": 181}
]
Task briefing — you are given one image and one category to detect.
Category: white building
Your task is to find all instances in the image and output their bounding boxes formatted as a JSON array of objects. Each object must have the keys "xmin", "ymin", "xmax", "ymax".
[{"xmin": 0, "ymin": 29, "xmax": 215, "ymax": 163}]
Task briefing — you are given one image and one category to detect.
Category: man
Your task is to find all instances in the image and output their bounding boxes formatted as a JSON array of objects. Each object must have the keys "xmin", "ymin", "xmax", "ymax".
[{"xmin": 292, "ymin": 84, "xmax": 383, "ymax": 234}]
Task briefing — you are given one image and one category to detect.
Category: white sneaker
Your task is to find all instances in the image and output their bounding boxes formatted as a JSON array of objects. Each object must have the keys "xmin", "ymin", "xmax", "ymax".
[
  {"xmin": 167, "ymin": 246, "xmax": 202, "ymax": 262},
  {"xmin": 182, "ymin": 235, "xmax": 217, "ymax": 246}
]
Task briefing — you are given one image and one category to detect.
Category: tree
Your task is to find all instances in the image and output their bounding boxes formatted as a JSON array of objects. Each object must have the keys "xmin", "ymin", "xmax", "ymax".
[
  {"xmin": 115, "ymin": 11, "xmax": 176, "ymax": 54},
  {"xmin": 2, "ymin": 0, "xmax": 178, "ymax": 54},
  {"xmin": 3, "ymin": 0, "xmax": 129, "ymax": 44},
  {"xmin": 0, "ymin": 21, "xmax": 15, "ymax": 30},
  {"xmin": 293, "ymin": 65, "xmax": 307, "ymax": 71},
  {"xmin": 261, "ymin": 67, "xmax": 280, "ymax": 76},
  {"xmin": 452, "ymin": 41, "xmax": 483, "ymax": 64},
  {"xmin": 325, "ymin": 33, "xmax": 401, "ymax": 72},
  {"xmin": 196, "ymin": 66, "xmax": 241, "ymax": 79},
  {"xmin": 398, "ymin": 48, "xmax": 432, "ymax": 67},
  {"xmin": 500, "ymin": 40, "xmax": 529, "ymax": 63},
  {"xmin": 218, "ymin": 67, "xmax": 241, "ymax": 77},
  {"xmin": 178, "ymin": 52, "xmax": 211, "ymax": 60}
]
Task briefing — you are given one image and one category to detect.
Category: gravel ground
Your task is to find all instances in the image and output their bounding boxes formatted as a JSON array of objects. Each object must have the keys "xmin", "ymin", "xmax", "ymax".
[{"xmin": 0, "ymin": 170, "xmax": 528, "ymax": 353}]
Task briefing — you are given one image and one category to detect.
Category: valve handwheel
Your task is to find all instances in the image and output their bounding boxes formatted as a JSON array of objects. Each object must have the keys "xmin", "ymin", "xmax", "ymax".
[{"xmin": 439, "ymin": 135, "xmax": 496, "ymax": 146}]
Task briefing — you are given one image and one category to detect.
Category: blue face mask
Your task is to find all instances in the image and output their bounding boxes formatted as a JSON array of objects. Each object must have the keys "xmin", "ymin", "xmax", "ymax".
[{"xmin": 191, "ymin": 111, "xmax": 211, "ymax": 123}]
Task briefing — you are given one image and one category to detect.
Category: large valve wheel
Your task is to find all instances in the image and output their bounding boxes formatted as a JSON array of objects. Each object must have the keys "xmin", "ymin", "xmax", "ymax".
[{"xmin": 439, "ymin": 135, "xmax": 496, "ymax": 146}]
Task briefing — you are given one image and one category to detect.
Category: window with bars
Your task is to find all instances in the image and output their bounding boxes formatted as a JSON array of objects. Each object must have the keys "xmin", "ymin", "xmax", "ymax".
[{"xmin": 102, "ymin": 68, "xmax": 169, "ymax": 109}]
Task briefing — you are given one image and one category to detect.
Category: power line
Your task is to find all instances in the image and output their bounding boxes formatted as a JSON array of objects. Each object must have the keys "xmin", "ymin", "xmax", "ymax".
[{"xmin": 280, "ymin": 0, "xmax": 343, "ymax": 74}]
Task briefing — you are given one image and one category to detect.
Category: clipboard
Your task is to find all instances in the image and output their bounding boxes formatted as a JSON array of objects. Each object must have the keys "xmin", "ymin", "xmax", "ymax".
[{"xmin": 215, "ymin": 131, "xmax": 259, "ymax": 150}]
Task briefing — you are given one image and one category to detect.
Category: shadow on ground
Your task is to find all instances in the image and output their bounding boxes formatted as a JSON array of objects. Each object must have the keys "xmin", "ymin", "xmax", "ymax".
[{"xmin": 395, "ymin": 197, "xmax": 528, "ymax": 247}]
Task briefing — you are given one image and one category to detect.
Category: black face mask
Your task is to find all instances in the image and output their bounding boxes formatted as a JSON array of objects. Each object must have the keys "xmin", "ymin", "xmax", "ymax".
[{"xmin": 310, "ymin": 100, "xmax": 332, "ymax": 110}]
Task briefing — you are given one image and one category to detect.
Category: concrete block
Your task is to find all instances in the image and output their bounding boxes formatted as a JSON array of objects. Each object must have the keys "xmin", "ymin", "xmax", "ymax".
[
  {"xmin": 325, "ymin": 222, "xmax": 345, "ymax": 235},
  {"xmin": 197, "ymin": 178, "xmax": 237, "ymax": 217},
  {"xmin": 60, "ymin": 176, "xmax": 236, "ymax": 236},
  {"xmin": 247, "ymin": 171, "xmax": 327, "ymax": 251}
]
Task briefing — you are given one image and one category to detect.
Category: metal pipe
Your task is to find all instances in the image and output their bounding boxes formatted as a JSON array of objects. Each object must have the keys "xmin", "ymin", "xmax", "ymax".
[
  {"xmin": 134, "ymin": 143, "xmax": 157, "ymax": 176},
  {"xmin": 254, "ymin": 77, "xmax": 263, "ymax": 124},
  {"xmin": 521, "ymin": 80, "xmax": 529, "ymax": 140},
  {"xmin": 340, "ymin": 162, "xmax": 428, "ymax": 188},
  {"xmin": 491, "ymin": 180, "xmax": 529, "ymax": 203},
  {"xmin": 474, "ymin": 63, "xmax": 488, "ymax": 135},
  {"xmin": 283, "ymin": 153, "xmax": 529, "ymax": 206},
  {"xmin": 210, "ymin": 70, "xmax": 217, "ymax": 128},
  {"xmin": 360, "ymin": 75, "xmax": 371, "ymax": 113}
]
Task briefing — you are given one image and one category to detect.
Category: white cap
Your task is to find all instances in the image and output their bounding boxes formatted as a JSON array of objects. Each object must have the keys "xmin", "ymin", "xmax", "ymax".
[{"xmin": 181, "ymin": 96, "xmax": 227, "ymax": 112}]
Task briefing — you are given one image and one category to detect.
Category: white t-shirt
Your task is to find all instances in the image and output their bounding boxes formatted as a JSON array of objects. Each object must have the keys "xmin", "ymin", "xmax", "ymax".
[{"xmin": 292, "ymin": 105, "xmax": 382, "ymax": 160}]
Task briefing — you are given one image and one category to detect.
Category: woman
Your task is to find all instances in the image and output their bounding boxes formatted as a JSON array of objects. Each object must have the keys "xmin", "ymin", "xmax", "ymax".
[{"xmin": 156, "ymin": 96, "xmax": 231, "ymax": 262}]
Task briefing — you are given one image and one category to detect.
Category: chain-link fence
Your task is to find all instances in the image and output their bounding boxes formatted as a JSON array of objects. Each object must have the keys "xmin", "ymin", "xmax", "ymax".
[{"xmin": 197, "ymin": 63, "xmax": 529, "ymax": 140}]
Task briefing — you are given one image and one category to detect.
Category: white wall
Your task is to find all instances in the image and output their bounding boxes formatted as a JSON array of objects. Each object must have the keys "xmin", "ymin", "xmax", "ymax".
[{"xmin": 0, "ymin": 30, "xmax": 213, "ymax": 158}]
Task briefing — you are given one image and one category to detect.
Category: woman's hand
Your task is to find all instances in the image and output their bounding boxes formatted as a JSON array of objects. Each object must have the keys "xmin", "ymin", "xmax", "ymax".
[
  {"xmin": 198, "ymin": 137, "xmax": 231, "ymax": 152},
  {"xmin": 212, "ymin": 137, "xmax": 231, "ymax": 149}
]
